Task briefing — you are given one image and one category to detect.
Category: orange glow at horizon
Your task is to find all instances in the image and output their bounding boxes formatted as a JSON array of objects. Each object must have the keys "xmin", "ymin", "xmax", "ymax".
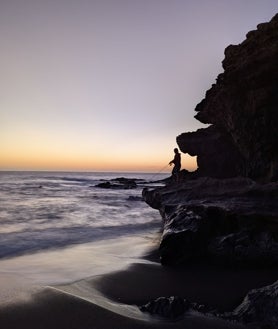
[
  {"xmin": 1, "ymin": 126, "xmax": 198, "ymax": 172},
  {"xmin": 0, "ymin": 147, "xmax": 198, "ymax": 173}
]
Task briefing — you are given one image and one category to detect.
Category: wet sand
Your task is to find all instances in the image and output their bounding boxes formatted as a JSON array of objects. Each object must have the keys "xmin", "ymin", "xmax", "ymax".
[
  {"xmin": 1, "ymin": 246, "xmax": 277, "ymax": 329},
  {"xmin": 94, "ymin": 261, "xmax": 278, "ymax": 312}
]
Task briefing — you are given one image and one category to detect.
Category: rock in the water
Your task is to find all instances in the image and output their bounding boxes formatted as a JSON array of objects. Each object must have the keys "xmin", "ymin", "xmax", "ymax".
[
  {"xmin": 95, "ymin": 178, "xmax": 137, "ymax": 189},
  {"xmin": 111, "ymin": 177, "xmax": 138, "ymax": 188},
  {"xmin": 95, "ymin": 181, "xmax": 112, "ymax": 188}
]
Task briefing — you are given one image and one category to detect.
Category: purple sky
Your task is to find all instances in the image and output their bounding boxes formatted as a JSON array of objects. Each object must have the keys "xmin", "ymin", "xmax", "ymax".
[{"xmin": 1, "ymin": 0, "xmax": 277, "ymax": 172}]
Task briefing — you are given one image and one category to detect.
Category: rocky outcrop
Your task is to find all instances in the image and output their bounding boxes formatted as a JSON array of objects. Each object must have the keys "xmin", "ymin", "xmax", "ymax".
[
  {"xmin": 177, "ymin": 125, "xmax": 244, "ymax": 178},
  {"xmin": 140, "ymin": 281, "xmax": 278, "ymax": 329},
  {"xmin": 154, "ymin": 13, "xmax": 278, "ymax": 264},
  {"xmin": 140, "ymin": 296, "xmax": 213, "ymax": 319},
  {"xmin": 143, "ymin": 177, "xmax": 278, "ymax": 266},
  {"xmin": 224, "ymin": 280, "xmax": 278, "ymax": 329},
  {"xmin": 177, "ymin": 13, "xmax": 278, "ymax": 182},
  {"xmin": 142, "ymin": 176, "xmax": 278, "ymax": 329},
  {"xmin": 140, "ymin": 296, "xmax": 190, "ymax": 319},
  {"xmin": 95, "ymin": 177, "xmax": 138, "ymax": 189},
  {"xmin": 142, "ymin": 14, "xmax": 278, "ymax": 329}
]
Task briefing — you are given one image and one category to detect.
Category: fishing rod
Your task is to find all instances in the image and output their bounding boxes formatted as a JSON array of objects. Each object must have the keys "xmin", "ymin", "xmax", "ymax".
[{"xmin": 149, "ymin": 163, "xmax": 170, "ymax": 181}]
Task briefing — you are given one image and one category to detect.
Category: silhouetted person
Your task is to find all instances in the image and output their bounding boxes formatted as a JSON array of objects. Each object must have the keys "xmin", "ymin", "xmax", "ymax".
[{"xmin": 169, "ymin": 148, "xmax": 181, "ymax": 181}]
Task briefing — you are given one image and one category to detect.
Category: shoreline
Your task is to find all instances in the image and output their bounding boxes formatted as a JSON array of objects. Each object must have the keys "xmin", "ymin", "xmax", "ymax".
[{"xmin": 1, "ymin": 243, "xmax": 277, "ymax": 329}]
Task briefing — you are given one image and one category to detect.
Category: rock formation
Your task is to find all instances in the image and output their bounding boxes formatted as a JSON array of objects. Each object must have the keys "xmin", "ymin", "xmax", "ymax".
[
  {"xmin": 140, "ymin": 281, "xmax": 278, "ymax": 328},
  {"xmin": 140, "ymin": 296, "xmax": 190, "ymax": 319},
  {"xmin": 143, "ymin": 13, "xmax": 278, "ymax": 329},
  {"xmin": 143, "ymin": 177, "xmax": 278, "ymax": 266},
  {"xmin": 177, "ymin": 13, "xmax": 278, "ymax": 182},
  {"xmin": 143, "ymin": 13, "xmax": 278, "ymax": 266},
  {"xmin": 225, "ymin": 280, "xmax": 278, "ymax": 328},
  {"xmin": 140, "ymin": 296, "xmax": 213, "ymax": 319},
  {"xmin": 95, "ymin": 177, "xmax": 138, "ymax": 189}
]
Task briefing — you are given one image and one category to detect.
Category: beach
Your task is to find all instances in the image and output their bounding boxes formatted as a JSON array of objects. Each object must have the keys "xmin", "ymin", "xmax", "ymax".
[
  {"xmin": 0, "ymin": 172, "xmax": 277, "ymax": 328},
  {"xmin": 1, "ymin": 5, "xmax": 278, "ymax": 327},
  {"xmin": 1, "ymin": 237, "xmax": 278, "ymax": 329}
]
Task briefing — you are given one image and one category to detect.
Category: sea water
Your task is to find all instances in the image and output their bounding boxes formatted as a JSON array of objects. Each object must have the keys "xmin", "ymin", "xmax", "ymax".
[{"xmin": 0, "ymin": 171, "xmax": 167, "ymax": 288}]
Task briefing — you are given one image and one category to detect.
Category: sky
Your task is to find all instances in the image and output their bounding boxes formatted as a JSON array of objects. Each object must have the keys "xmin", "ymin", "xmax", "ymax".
[{"xmin": 1, "ymin": 0, "xmax": 278, "ymax": 173}]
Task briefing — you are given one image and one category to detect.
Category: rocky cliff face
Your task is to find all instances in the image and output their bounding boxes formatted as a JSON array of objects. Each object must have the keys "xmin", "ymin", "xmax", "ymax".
[
  {"xmin": 177, "ymin": 14, "xmax": 278, "ymax": 182},
  {"xmin": 143, "ymin": 14, "xmax": 278, "ymax": 329}
]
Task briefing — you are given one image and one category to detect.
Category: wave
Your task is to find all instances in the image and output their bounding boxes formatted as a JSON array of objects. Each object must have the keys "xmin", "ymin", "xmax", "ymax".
[{"xmin": 0, "ymin": 221, "xmax": 161, "ymax": 260}]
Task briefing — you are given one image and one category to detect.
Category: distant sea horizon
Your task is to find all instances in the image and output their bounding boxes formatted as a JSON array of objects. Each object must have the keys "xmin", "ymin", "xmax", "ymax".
[{"xmin": 0, "ymin": 169, "xmax": 170, "ymax": 174}]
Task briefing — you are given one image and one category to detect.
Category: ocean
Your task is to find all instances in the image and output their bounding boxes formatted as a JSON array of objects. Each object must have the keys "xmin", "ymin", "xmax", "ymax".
[{"xmin": 0, "ymin": 171, "xmax": 167, "ymax": 288}]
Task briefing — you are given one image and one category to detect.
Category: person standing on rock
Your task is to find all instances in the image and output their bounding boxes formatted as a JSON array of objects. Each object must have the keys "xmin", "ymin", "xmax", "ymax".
[{"xmin": 169, "ymin": 148, "xmax": 181, "ymax": 182}]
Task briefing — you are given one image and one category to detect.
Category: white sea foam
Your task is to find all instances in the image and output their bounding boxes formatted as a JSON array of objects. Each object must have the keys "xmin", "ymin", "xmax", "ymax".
[{"xmin": 0, "ymin": 171, "xmax": 166, "ymax": 285}]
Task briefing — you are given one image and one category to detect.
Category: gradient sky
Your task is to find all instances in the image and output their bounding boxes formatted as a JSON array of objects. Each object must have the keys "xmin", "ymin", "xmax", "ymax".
[{"xmin": 1, "ymin": 0, "xmax": 278, "ymax": 172}]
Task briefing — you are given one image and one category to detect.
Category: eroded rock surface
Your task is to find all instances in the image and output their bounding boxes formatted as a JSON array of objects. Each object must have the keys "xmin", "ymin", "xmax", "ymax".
[
  {"xmin": 140, "ymin": 282, "xmax": 278, "ymax": 329},
  {"xmin": 223, "ymin": 280, "xmax": 278, "ymax": 329},
  {"xmin": 142, "ymin": 14, "xmax": 278, "ymax": 329},
  {"xmin": 140, "ymin": 296, "xmax": 190, "ymax": 319},
  {"xmin": 143, "ymin": 177, "xmax": 278, "ymax": 265},
  {"xmin": 177, "ymin": 14, "xmax": 278, "ymax": 182}
]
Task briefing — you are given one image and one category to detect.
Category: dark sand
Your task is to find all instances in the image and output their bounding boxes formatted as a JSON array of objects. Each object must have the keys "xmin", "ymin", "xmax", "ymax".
[
  {"xmin": 0, "ymin": 287, "xmax": 245, "ymax": 329},
  {"xmin": 1, "ymin": 248, "xmax": 277, "ymax": 329},
  {"xmin": 95, "ymin": 262, "xmax": 278, "ymax": 312}
]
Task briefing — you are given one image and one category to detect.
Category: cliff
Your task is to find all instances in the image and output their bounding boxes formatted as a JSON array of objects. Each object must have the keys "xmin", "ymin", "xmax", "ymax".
[
  {"xmin": 145, "ymin": 13, "xmax": 278, "ymax": 267},
  {"xmin": 177, "ymin": 13, "xmax": 278, "ymax": 182},
  {"xmin": 143, "ymin": 14, "xmax": 278, "ymax": 329}
]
